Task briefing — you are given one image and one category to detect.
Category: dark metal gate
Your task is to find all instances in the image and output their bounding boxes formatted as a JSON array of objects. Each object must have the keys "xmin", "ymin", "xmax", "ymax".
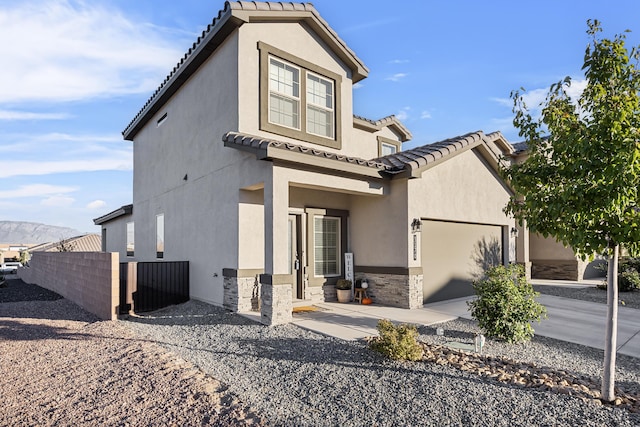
[
  {"xmin": 119, "ymin": 261, "xmax": 189, "ymax": 314},
  {"xmin": 118, "ymin": 263, "xmax": 130, "ymax": 314},
  {"xmin": 134, "ymin": 261, "xmax": 189, "ymax": 312}
]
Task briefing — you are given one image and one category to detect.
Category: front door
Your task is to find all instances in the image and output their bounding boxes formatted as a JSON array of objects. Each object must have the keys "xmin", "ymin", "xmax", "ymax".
[{"xmin": 288, "ymin": 214, "xmax": 303, "ymax": 299}]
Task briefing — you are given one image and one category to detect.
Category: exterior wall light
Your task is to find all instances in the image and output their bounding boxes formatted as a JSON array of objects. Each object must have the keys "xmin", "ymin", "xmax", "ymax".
[
  {"xmin": 411, "ymin": 218, "xmax": 422, "ymax": 233},
  {"xmin": 510, "ymin": 226, "xmax": 519, "ymax": 238}
]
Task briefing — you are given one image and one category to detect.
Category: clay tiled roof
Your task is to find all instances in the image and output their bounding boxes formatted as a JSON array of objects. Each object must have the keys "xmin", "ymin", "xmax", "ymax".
[
  {"xmin": 223, "ymin": 131, "xmax": 391, "ymax": 172},
  {"xmin": 29, "ymin": 234, "xmax": 102, "ymax": 253},
  {"xmin": 352, "ymin": 114, "xmax": 412, "ymax": 142},
  {"xmin": 123, "ymin": 1, "xmax": 368, "ymax": 141},
  {"xmin": 512, "ymin": 141, "xmax": 529, "ymax": 153},
  {"xmin": 376, "ymin": 131, "xmax": 488, "ymax": 176}
]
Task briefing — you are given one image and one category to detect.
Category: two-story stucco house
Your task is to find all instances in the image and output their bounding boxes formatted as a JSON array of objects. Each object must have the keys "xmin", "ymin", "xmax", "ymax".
[{"xmin": 95, "ymin": 1, "xmax": 519, "ymax": 325}]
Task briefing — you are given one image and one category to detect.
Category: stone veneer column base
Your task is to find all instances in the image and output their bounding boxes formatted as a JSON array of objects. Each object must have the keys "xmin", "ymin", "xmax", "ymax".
[
  {"xmin": 260, "ymin": 282, "xmax": 292, "ymax": 325},
  {"xmin": 354, "ymin": 269, "xmax": 423, "ymax": 309},
  {"xmin": 223, "ymin": 269, "xmax": 262, "ymax": 313}
]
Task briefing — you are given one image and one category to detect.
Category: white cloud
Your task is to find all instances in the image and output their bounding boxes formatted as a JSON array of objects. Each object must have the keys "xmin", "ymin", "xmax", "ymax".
[
  {"xmin": 396, "ymin": 107, "xmax": 411, "ymax": 121},
  {"xmin": 0, "ymin": 0, "xmax": 186, "ymax": 103},
  {"xmin": 492, "ymin": 78, "xmax": 587, "ymax": 114},
  {"xmin": 420, "ymin": 111, "xmax": 432, "ymax": 120},
  {"xmin": 0, "ymin": 110, "xmax": 72, "ymax": 120},
  {"xmin": 0, "ymin": 154, "xmax": 132, "ymax": 178},
  {"xmin": 388, "ymin": 59, "xmax": 409, "ymax": 64},
  {"xmin": 353, "ymin": 82, "xmax": 364, "ymax": 89},
  {"xmin": 41, "ymin": 195, "xmax": 75, "ymax": 207},
  {"xmin": 86, "ymin": 200, "xmax": 107, "ymax": 210},
  {"xmin": 0, "ymin": 130, "xmax": 132, "ymax": 176},
  {"xmin": 0, "ymin": 184, "xmax": 77, "ymax": 199},
  {"xmin": 385, "ymin": 73, "xmax": 408, "ymax": 82}
]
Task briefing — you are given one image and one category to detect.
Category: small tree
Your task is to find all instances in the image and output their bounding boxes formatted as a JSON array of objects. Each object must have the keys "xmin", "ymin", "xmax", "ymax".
[
  {"xmin": 56, "ymin": 237, "xmax": 76, "ymax": 252},
  {"xmin": 506, "ymin": 20, "xmax": 640, "ymax": 401}
]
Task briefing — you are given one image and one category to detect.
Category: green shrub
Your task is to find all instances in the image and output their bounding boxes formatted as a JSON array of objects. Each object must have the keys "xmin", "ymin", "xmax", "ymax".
[
  {"xmin": 369, "ymin": 319, "xmax": 424, "ymax": 361},
  {"xmin": 599, "ymin": 257, "xmax": 640, "ymax": 292},
  {"xmin": 335, "ymin": 279, "xmax": 352, "ymax": 290},
  {"xmin": 468, "ymin": 264, "xmax": 546, "ymax": 343},
  {"xmin": 618, "ymin": 269, "xmax": 640, "ymax": 292}
]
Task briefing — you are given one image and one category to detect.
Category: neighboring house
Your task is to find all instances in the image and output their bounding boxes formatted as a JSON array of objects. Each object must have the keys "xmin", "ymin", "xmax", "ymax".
[
  {"xmin": 28, "ymin": 234, "xmax": 102, "ymax": 253},
  {"xmin": 509, "ymin": 143, "xmax": 604, "ymax": 281},
  {"xmin": 0, "ymin": 244, "xmax": 31, "ymax": 263},
  {"xmin": 94, "ymin": 1, "xmax": 517, "ymax": 324}
]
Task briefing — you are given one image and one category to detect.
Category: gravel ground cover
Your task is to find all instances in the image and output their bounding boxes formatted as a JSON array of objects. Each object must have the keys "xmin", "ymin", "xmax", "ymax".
[
  {"xmin": 3, "ymin": 278, "xmax": 639, "ymax": 426},
  {"xmin": 0, "ymin": 279, "xmax": 264, "ymax": 426},
  {"xmin": 125, "ymin": 300, "xmax": 640, "ymax": 427}
]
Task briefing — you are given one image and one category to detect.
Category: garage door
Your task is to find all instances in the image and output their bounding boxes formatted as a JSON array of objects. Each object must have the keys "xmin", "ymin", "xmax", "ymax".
[{"xmin": 422, "ymin": 220, "xmax": 504, "ymax": 304}]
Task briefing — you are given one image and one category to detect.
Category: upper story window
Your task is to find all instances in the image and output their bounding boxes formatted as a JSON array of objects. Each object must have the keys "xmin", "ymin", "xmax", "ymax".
[
  {"xmin": 259, "ymin": 42, "xmax": 342, "ymax": 150},
  {"xmin": 380, "ymin": 142, "xmax": 397, "ymax": 156},
  {"xmin": 377, "ymin": 136, "xmax": 401, "ymax": 157},
  {"xmin": 269, "ymin": 58, "xmax": 300, "ymax": 129},
  {"xmin": 306, "ymin": 72, "xmax": 334, "ymax": 139}
]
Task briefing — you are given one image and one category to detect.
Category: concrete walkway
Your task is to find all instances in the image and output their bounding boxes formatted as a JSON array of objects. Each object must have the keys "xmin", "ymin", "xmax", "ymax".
[{"xmin": 291, "ymin": 292, "xmax": 640, "ymax": 358}]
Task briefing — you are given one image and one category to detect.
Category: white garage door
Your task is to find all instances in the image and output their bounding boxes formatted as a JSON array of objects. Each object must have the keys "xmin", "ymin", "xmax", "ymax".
[{"xmin": 422, "ymin": 220, "xmax": 504, "ymax": 304}]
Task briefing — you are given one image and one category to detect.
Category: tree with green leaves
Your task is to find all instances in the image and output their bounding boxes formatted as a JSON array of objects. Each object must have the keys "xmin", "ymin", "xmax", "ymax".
[{"xmin": 505, "ymin": 20, "xmax": 640, "ymax": 402}]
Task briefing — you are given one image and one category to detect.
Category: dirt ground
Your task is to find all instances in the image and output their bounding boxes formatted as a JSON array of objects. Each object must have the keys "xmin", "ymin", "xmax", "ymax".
[{"xmin": 0, "ymin": 280, "xmax": 265, "ymax": 427}]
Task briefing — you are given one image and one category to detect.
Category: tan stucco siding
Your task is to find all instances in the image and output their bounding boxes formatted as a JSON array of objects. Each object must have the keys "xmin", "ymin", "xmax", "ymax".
[
  {"xmin": 350, "ymin": 179, "xmax": 409, "ymax": 268},
  {"xmin": 238, "ymin": 189, "xmax": 265, "ymax": 270},
  {"xmin": 101, "ymin": 214, "xmax": 130, "ymax": 260},
  {"xmin": 530, "ymin": 233, "xmax": 576, "ymax": 260},
  {"xmin": 131, "ymin": 31, "xmax": 266, "ymax": 305},
  {"xmin": 408, "ymin": 149, "xmax": 513, "ymax": 227},
  {"xmin": 237, "ymin": 22, "xmax": 377, "ymax": 158}
]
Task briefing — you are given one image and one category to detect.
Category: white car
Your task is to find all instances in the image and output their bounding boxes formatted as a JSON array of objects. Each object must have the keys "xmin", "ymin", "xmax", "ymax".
[{"xmin": 0, "ymin": 262, "xmax": 22, "ymax": 274}]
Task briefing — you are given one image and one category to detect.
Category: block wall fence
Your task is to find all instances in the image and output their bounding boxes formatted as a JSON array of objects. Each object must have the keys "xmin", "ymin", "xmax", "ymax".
[{"xmin": 18, "ymin": 252, "xmax": 119, "ymax": 320}]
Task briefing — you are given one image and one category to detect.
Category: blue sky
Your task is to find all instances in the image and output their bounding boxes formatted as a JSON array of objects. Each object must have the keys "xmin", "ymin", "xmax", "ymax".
[{"xmin": 1, "ymin": 0, "xmax": 639, "ymax": 233}]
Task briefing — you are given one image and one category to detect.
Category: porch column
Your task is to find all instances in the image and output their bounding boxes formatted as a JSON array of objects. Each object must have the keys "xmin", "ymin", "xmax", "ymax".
[
  {"xmin": 260, "ymin": 167, "xmax": 292, "ymax": 325},
  {"xmin": 516, "ymin": 220, "xmax": 531, "ymax": 280}
]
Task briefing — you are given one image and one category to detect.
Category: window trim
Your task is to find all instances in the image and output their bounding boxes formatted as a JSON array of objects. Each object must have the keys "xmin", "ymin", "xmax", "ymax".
[
  {"xmin": 377, "ymin": 136, "xmax": 401, "ymax": 157},
  {"xmin": 268, "ymin": 57, "xmax": 301, "ymax": 131},
  {"xmin": 259, "ymin": 41, "xmax": 342, "ymax": 149},
  {"xmin": 306, "ymin": 71, "xmax": 335, "ymax": 139},
  {"xmin": 305, "ymin": 207, "xmax": 348, "ymax": 288},
  {"xmin": 313, "ymin": 215, "xmax": 341, "ymax": 278}
]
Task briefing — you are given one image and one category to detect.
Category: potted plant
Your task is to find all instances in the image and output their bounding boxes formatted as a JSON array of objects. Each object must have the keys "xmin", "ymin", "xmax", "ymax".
[{"xmin": 335, "ymin": 279, "xmax": 352, "ymax": 303}]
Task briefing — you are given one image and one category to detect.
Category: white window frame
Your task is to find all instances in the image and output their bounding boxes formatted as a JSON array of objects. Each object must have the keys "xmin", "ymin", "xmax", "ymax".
[
  {"xmin": 313, "ymin": 215, "xmax": 341, "ymax": 278},
  {"xmin": 126, "ymin": 221, "xmax": 134, "ymax": 257},
  {"xmin": 380, "ymin": 142, "xmax": 397, "ymax": 156},
  {"xmin": 268, "ymin": 56, "xmax": 301, "ymax": 131},
  {"xmin": 156, "ymin": 214, "xmax": 164, "ymax": 259},
  {"xmin": 306, "ymin": 71, "xmax": 335, "ymax": 139}
]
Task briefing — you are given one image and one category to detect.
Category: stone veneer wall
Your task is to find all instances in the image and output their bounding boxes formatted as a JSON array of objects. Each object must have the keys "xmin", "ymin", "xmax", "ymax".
[
  {"xmin": 531, "ymin": 259, "xmax": 587, "ymax": 281},
  {"xmin": 18, "ymin": 251, "xmax": 119, "ymax": 320},
  {"xmin": 353, "ymin": 270, "xmax": 423, "ymax": 309},
  {"xmin": 305, "ymin": 283, "xmax": 324, "ymax": 303}
]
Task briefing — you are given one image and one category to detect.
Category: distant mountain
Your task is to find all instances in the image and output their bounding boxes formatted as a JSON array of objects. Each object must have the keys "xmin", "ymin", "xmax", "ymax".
[{"xmin": 0, "ymin": 221, "xmax": 83, "ymax": 244}]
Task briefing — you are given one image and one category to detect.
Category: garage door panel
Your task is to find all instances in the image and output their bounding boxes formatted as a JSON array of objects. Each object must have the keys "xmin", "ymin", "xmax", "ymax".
[{"xmin": 422, "ymin": 220, "xmax": 503, "ymax": 304}]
